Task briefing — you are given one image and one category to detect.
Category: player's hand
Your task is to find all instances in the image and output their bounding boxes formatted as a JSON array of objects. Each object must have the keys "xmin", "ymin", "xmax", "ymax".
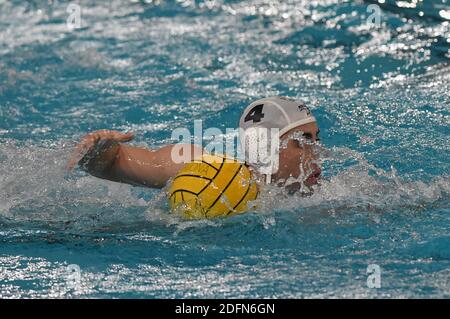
[{"xmin": 67, "ymin": 130, "xmax": 134, "ymax": 171}]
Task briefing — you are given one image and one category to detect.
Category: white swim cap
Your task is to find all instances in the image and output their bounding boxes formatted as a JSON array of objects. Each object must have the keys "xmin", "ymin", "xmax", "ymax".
[
  {"xmin": 238, "ymin": 96, "xmax": 316, "ymax": 183},
  {"xmin": 239, "ymin": 96, "xmax": 316, "ymax": 145}
]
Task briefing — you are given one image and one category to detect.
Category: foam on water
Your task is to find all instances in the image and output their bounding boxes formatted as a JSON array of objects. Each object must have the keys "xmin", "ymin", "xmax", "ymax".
[{"xmin": 0, "ymin": 138, "xmax": 447, "ymax": 232}]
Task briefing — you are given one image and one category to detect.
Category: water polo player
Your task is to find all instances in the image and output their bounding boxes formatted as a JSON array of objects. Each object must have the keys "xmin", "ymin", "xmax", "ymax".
[{"xmin": 67, "ymin": 96, "xmax": 321, "ymax": 217}]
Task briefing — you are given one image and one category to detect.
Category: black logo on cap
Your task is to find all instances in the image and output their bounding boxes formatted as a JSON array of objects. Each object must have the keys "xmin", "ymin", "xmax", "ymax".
[{"xmin": 298, "ymin": 105, "xmax": 311, "ymax": 115}]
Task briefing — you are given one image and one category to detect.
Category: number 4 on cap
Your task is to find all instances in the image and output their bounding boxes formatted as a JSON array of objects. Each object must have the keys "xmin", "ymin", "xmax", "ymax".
[{"xmin": 244, "ymin": 104, "xmax": 265, "ymax": 123}]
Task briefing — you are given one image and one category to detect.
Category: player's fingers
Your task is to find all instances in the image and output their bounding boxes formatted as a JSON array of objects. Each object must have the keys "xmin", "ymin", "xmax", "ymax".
[
  {"xmin": 117, "ymin": 131, "xmax": 135, "ymax": 142},
  {"xmin": 108, "ymin": 131, "xmax": 133, "ymax": 142},
  {"xmin": 66, "ymin": 147, "xmax": 87, "ymax": 171},
  {"xmin": 66, "ymin": 130, "xmax": 131, "ymax": 171},
  {"xmin": 66, "ymin": 136, "xmax": 97, "ymax": 171}
]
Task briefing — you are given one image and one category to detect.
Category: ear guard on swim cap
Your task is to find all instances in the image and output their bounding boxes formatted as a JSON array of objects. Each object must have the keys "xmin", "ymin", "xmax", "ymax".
[
  {"xmin": 238, "ymin": 96, "xmax": 316, "ymax": 183},
  {"xmin": 238, "ymin": 126, "xmax": 280, "ymax": 184}
]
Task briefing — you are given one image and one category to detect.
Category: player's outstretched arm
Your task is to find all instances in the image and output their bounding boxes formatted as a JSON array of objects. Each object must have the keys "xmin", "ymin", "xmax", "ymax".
[{"xmin": 67, "ymin": 130, "xmax": 202, "ymax": 188}]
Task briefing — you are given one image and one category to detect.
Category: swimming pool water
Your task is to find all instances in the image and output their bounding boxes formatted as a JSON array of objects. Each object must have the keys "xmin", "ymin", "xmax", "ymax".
[{"xmin": 0, "ymin": 0, "xmax": 449, "ymax": 298}]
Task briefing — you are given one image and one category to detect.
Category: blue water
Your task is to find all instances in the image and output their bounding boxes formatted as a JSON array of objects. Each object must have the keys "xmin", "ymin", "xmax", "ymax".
[{"xmin": 0, "ymin": 0, "xmax": 449, "ymax": 298}]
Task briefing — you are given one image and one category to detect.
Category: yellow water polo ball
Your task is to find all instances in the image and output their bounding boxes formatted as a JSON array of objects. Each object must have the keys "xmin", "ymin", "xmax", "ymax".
[{"xmin": 168, "ymin": 154, "xmax": 259, "ymax": 219}]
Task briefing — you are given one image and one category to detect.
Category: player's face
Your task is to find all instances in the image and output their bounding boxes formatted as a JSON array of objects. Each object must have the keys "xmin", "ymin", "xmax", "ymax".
[{"xmin": 273, "ymin": 122, "xmax": 321, "ymax": 190}]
